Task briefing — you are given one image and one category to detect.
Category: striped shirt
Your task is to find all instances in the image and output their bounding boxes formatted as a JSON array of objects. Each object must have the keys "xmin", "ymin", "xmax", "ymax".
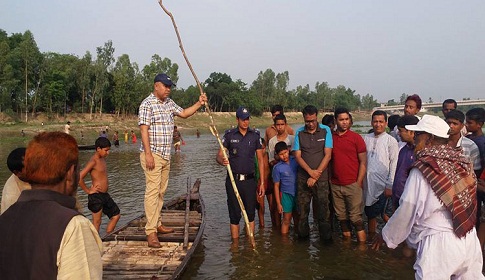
[
  {"xmin": 458, "ymin": 136, "xmax": 481, "ymax": 171},
  {"xmin": 138, "ymin": 94, "xmax": 183, "ymax": 159}
]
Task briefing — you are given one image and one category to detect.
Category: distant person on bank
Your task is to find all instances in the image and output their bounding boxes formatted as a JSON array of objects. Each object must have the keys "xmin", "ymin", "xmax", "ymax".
[
  {"xmin": 172, "ymin": 125, "xmax": 184, "ymax": 152},
  {"xmin": 64, "ymin": 121, "xmax": 71, "ymax": 134},
  {"xmin": 372, "ymin": 115, "xmax": 483, "ymax": 279},
  {"xmin": 139, "ymin": 73, "xmax": 207, "ymax": 248},
  {"xmin": 0, "ymin": 132, "xmax": 102, "ymax": 279}
]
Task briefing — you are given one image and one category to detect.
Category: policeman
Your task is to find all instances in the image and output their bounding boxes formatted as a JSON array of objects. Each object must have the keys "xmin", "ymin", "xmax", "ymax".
[{"xmin": 216, "ymin": 106, "xmax": 265, "ymax": 241}]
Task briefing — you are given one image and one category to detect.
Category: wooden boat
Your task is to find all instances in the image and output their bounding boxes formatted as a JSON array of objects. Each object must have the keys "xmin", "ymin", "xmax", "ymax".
[
  {"xmin": 78, "ymin": 144, "xmax": 96, "ymax": 150},
  {"xmin": 101, "ymin": 179, "xmax": 205, "ymax": 280}
]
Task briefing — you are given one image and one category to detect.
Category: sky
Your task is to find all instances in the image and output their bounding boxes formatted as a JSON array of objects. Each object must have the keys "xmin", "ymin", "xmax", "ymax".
[{"xmin": 1, "ymin": 0, "xmax": 484, "ymax": 103}]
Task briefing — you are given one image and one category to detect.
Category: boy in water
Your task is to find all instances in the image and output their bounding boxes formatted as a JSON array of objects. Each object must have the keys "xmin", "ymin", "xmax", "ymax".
[
  {"xmin": 113, "ymin": 131, "xmax": 120, "ymax": 147},
  {"xmin": 173, "ymin": 125, "xmax": 184, "ymax": 152},
  {"xmin": 79, "ymin": 137, "xmax": 121, "ymax": 233},
  {"xmin": 273, "ymin": 141, "xmax": 298, "ymax": 234}
]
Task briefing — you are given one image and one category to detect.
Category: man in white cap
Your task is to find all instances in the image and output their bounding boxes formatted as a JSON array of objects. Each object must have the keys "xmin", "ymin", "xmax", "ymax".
[{"xmin": 372, "ymin": 115, "xmax": 483, "ymax": 279}]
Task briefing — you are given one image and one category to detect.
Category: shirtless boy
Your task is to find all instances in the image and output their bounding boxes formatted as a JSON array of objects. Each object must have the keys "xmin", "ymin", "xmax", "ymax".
[{"xmin": 79, "ymin": 137, "xmax": 120, "ymax": 233}]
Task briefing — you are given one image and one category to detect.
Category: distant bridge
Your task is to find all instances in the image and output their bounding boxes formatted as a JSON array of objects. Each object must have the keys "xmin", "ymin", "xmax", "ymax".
[{"xmin": 373, "ymin": 99, "xmax": 485, "ymax": 113}]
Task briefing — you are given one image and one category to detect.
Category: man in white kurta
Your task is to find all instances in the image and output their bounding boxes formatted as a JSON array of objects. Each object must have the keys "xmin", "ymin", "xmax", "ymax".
[
  {"xmin": 363, "ymin": 111, "xmax": 399, "ymax": 235},
  {"xmin": 381, "ymin": 169, "xmax": 483, "ymax": 279},
  {"xmin": 363, "ymin": 131, "xmax": 399, "ymax": 207},
  {"xmin": 373, "ymin": 115, "xmax": 484, "ymax": 280}
]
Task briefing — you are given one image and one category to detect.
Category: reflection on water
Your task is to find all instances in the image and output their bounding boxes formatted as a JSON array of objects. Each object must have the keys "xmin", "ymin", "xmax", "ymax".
[{"xmin": 0, "ymin": 131, "xmax": 414, "ymax": 279}]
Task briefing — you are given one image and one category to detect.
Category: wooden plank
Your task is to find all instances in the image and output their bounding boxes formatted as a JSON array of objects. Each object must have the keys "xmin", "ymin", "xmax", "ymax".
[{"xmin": 101, "ymin": 179, "xmax": 204, "ymax": 280}]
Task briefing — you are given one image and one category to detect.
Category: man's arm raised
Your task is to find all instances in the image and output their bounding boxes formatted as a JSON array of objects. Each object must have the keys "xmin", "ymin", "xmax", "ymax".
[{"xmin": 177, "ymin": 94, "xmax": 207, "ymax": 119}]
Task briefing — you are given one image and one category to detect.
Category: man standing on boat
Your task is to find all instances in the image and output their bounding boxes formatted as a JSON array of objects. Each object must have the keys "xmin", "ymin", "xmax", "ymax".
[
  {"xmin": 139, "ymin": 73, "xmax": 207, "ymax": 248},
  {"xmin": 216, "ymin": 106, "xmax": 265, "ymax": 241}
]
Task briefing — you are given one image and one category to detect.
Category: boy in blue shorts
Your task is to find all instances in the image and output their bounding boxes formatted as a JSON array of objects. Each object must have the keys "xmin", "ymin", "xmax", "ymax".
[
  {"xmin": 273, "ymin": 141, "xmax": 299, "ymax": 234},
  {"xmin": 79, "ymin": 137, "xmax": 121, "ymax": 234}
]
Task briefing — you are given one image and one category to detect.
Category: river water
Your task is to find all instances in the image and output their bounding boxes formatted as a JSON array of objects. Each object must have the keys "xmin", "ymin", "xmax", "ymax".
[{"xmin": 0, "ymin": 127, "xmax": 414, "ymax": 279}]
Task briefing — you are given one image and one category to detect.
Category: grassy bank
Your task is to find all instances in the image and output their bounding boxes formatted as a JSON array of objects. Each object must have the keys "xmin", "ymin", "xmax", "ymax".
[{"xmin": 0, "ymin": 111, "xmax": 373, "ymax": 144}]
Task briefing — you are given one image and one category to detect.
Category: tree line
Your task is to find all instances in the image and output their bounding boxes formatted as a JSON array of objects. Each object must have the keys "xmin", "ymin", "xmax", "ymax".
[{"xmin": 1, "ymin": 29, "xmax": 385, "ymax": 120}]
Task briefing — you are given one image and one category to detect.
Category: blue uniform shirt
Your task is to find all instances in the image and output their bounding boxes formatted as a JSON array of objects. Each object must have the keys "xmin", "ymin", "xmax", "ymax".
[{"xmin": 222, "ymin": 127, "xmax": 262, "ymax": 174}]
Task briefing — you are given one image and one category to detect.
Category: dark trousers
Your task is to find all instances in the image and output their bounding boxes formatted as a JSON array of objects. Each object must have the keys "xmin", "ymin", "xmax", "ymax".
[
  {"xmin": 225, "ymin": 176, "xmax": 257, "ymax": 225},
  {"xmin": 297, "ymin": 176, "xmax": 332, "ymax": 240}
]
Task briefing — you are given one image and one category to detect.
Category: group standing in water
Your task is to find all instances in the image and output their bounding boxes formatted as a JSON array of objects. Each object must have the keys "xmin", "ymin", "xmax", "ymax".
[
  {"xmin": 1, "ymin": 70, "xmax": 485, "ymax": 279},
  {"xmin": 215, "ymin": 96, "xmax": 485, "ymax": 279}
]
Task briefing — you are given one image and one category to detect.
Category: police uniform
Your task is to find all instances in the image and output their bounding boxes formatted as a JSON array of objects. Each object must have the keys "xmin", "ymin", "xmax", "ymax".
[{"xmin": 222, "ymin": 127, "xmax": 262, "ymax": 225}]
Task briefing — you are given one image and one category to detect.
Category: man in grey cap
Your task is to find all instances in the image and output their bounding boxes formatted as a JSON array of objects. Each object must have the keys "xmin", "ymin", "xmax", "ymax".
[
  {"xmin": 216, "ymin": 106, "xmax": 265, "ymax": 241},
  {"xmin": 372, "ymin": 115, "xmax": 483, "ymax": 279},
  {"xmin": 139, "ymin": 73, "xmax": 207, "ymax": 248}
]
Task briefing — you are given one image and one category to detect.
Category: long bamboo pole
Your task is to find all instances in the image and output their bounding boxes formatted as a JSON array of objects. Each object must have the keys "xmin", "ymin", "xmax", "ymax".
[{"xmin": 158, "ymin": 0, "xmax": 256, "ymax": 248}]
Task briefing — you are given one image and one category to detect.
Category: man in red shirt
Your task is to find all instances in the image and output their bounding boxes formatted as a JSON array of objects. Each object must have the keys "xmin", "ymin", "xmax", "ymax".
[{"xmin": 330, "ymin": 107, "xmax": 367, "ymax": 242}]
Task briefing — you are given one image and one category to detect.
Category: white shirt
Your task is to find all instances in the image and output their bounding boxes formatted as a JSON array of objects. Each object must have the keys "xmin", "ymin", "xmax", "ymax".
[
  {"xmin": 1, "ymin": 174, "xmax": 31, "ymax": 214},
  {"xmin": 363, "ymin": 132, "xmax": 399, "ymax": 206},
  {"xmin": 382, "ymin": 169, "xmax": 453, "ymax": 249},
  {"xmin": 267, "ymin": 134, "xmax": 294, "ymax": 161},
  {"xmin": 57, "ymin": 215, "xmax": 103, "ymax": 279}
]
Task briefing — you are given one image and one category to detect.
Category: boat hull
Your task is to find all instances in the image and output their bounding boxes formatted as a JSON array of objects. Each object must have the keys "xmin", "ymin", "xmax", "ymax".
[{"xmin": 101, "ymin": 179, "xmax": 205, "ymax": 280}]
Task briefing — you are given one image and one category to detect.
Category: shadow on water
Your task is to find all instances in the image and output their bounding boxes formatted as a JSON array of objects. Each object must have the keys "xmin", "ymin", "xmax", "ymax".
[{"xmin": 0, "ymin": 132, "xmax": 414, "ymax": 279}]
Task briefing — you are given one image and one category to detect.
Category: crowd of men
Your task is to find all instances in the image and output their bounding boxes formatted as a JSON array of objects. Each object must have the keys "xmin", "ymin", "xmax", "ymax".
[{"xmin": 217, "ymin": 96, "xmax": 485, "ymax": 278}]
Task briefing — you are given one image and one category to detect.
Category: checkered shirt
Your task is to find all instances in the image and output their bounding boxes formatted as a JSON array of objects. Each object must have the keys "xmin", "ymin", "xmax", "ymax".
[{"xmin": 138, "ymin": 94, "xmax": 183, "ymax": 159}]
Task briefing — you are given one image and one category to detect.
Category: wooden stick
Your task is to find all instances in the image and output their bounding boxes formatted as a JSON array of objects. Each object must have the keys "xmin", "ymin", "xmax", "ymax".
[
  {"xmin": 158, "ymin": 0, "xmax": 256, "ymax": 248},
  {"xmin": 183, "ymin": 178, "xmax": 190, "ymax": 249}
]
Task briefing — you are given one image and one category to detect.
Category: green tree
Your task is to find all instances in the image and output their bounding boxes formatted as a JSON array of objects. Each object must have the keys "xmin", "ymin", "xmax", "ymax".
[
  {"xmin": 399, "ymin": 93, "xmax": 408, "ymax": 104},
  {"xmin": 250, "ymin": 69, "xmax": 276, "ymax": 111},
  {"xmin": 91, "ymin": 40, "xmax": 115, "ymax": 118},
  {"xmin": 76, "ymin": 51, "xmax": 93, "ymax": 113},
  {"xmin": 274, "ymin": 71, "xmax": 289, "ymax": 107},
  {"xmin": 19, "ymin": 31, "xmax": 42, "ymax": 121},
  {"xmin": 361, "ymin": 93, "xmax": 379, "ymax": 111},
  {"xmin": 142, "ymin": 55, "xmax": 179, "ymax": 92},
  {"xmin": 314, "ymin": 81, "xmax": 333, "ymax": 111},
  {"xmin": 112, "ymin": 54, "xmax": 137, "ymax": 116},
  {"xmin": 334, "ymin": 85, "xmax": 360, "ymax": 111},
  {"xmin": 387, "ymin": 99, "xmax": 398, "ymax": 106}
]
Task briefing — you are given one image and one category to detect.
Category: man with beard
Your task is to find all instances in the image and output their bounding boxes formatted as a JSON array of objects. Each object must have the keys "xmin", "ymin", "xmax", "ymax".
[{"xmin": 372, "ymin": 115, "xmax": 483, "ymax": 279}]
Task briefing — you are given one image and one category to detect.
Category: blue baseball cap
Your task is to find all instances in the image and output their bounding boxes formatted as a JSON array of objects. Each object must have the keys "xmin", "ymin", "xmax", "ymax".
[
  {"xmin": 154, "ymin": 73, "xmax": 175, "ymax": 87},
  {"xmin": 236, "ymin": 106, "xmax": 250, "ymax": 119}
]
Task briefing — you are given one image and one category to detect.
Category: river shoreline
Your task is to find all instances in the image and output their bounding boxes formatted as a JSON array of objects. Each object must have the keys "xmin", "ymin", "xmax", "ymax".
[{"xmin": 0, "ymin": 110, "xmax": 372, "ymax": 139}]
